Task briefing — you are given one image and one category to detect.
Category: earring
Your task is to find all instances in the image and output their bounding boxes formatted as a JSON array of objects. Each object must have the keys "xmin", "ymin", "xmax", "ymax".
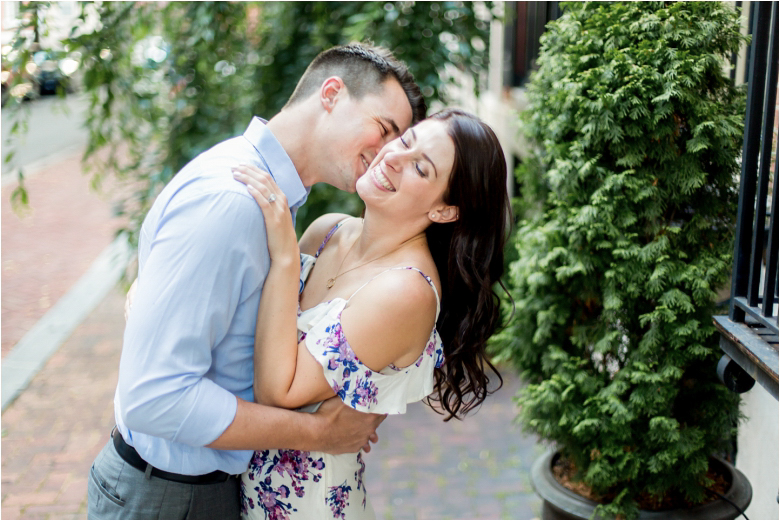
[{"xmin": 430, "ymin": 213, "xmax": 436, "ymax": 219}]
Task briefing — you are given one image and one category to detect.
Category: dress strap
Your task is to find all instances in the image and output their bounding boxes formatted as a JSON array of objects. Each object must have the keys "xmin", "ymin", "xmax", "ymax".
[
  {"xmin": 346, "ymin": 267, "xmax": 441, "ymax": 319},
  {"xmin": 314, "ymin": 218, "xmax": 350, "ymax": 258}
]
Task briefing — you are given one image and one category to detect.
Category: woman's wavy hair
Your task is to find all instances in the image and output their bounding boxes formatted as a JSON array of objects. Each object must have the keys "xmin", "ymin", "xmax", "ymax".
[{"xmin": 423, "ymin": 109, "xmax": 514, "ymax": 421}]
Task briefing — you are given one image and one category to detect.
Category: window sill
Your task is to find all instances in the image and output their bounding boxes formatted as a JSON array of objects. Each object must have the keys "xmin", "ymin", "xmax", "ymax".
[{"xmin": 714, "ymin": 315, "xmax": 779, "ymax": 400}]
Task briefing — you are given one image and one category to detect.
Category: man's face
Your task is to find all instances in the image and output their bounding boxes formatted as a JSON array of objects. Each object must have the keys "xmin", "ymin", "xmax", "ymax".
[{"xmin": 321, "ymin": 78, "xmax": 414, "ymax": 193}]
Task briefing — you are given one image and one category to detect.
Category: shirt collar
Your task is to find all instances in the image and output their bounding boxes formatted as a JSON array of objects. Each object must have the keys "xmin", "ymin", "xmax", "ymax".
[{"xmin": 242, "ymin": 116, "xmax": 309, "ymax": 210}]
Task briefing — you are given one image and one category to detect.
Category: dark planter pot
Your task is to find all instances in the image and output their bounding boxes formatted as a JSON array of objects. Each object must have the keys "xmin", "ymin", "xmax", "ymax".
[{"xmin": 531, "ymin": 449, "xmax": 752, "ymax": 520}]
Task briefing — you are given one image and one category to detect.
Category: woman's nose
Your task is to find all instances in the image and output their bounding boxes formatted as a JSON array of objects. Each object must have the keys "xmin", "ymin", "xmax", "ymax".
[{"xmin": 383, "ymin": 149, "xmax": 404, "ymax": 171}]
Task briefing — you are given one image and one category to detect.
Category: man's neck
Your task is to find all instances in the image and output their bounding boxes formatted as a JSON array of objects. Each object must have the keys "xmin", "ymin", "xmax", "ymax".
[{"xmin": 266, "ymin": 109, "xmax": 318, "ymax": 188}]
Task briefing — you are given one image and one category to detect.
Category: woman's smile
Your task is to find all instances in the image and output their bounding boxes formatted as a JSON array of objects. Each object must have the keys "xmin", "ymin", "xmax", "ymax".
[{"xmin": 370, "ymin": 165, "xmax": 396, "ymax": 192}]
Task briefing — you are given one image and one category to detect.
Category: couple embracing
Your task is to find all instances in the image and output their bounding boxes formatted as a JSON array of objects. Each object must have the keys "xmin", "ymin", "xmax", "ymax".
[{"xmin": 87, "ymin": 42, "xmax": 512, "ymax": 520}]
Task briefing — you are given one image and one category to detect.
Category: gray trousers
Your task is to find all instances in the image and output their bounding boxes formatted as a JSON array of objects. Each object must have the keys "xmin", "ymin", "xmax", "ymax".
[{"xmin": 87, "ymin": 439, "xmax": 241, "ymax": 520}]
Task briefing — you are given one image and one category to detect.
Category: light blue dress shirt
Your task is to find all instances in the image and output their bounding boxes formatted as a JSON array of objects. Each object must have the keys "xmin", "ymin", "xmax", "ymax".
[{"xmin": 114, "ymin": 117, "xmax": 308, "ymax": 475}]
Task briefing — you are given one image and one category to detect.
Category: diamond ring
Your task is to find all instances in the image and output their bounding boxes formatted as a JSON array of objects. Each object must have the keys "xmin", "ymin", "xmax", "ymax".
[{"xmin": 267, "ymin": 194, "xmax": 277, "ymax": 203}]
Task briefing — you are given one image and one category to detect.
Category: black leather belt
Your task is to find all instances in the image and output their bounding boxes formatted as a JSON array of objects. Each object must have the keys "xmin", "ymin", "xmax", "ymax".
[{"xmin": 112, "ymin": 428, "xmax": 233, "ymax": 485}]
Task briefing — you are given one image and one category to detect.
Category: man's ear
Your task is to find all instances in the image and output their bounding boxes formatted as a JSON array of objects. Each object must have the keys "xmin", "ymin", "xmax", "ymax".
[
  {"xmin": 429, "ymin": 205, "xmax": 459, "ymax": 224},
  {"xmin": 320, "ymin": 76, "xmax": 346, "ymax": 112}
]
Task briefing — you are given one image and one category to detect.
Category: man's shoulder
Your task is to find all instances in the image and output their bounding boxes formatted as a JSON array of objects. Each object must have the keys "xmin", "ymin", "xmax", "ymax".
[
  {"xmin": 155, "ymin": 169, "xmax": 253, "ymax": 213},
  {"xmin": 143, "ymin": 164, "xmax": 262, "ymax": 245},
  {"xmin": 143, "ymin": 128, "xmax": 267, "ymax": 231},
  {"xmin": 157, "ymin": 137, "xmax": 259, "ymax": 205}
]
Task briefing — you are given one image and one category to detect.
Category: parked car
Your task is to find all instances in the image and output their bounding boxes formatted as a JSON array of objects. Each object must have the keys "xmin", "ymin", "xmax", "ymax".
[
  {"xmin": 30, "ymin": 50, "xmax": 79, "ymax": 95},
  {"xmin": 1, "ymin": 44, "xmax": 81, "ymax": 104}
]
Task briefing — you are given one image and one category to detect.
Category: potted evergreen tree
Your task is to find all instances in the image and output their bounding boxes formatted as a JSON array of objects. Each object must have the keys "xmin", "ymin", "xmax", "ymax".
[{"xmin": 494, "ymin": 2, "xmax": 753, "ymax": 518}]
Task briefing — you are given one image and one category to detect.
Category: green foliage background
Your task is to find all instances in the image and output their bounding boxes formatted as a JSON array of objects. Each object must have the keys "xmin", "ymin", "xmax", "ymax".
[
  {"xmin": 493, "ymin": 2, "xmax": 747, "ymax": 517},
  {"xmin": 4, "ymin": 1, "xmax": 496, "ymax": 244}
]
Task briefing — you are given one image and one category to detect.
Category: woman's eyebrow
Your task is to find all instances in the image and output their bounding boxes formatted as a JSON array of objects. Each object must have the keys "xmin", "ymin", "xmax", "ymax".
[{"xmin": 410, "ymin": 128, "xmax": 439, "ymax": 178}]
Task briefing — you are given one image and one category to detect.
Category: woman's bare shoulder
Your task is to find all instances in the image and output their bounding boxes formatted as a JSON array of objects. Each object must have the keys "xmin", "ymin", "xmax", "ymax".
[
  {"xmin": 299, "ymin": 213, "xmax": 355, "ymax": 256},
  {"xmin": 340, "ymin": 266, "xmax": 439, "ymax": 370}
]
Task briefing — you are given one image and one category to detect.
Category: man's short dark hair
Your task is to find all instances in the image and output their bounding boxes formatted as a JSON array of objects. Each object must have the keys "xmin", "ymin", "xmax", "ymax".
[{"xmin": 284, "ymin": 43, "xmax": 426, "ymax": 124}]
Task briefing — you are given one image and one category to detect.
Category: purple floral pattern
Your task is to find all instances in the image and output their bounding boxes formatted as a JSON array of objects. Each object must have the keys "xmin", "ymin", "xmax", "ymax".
[
  {"xmin": 316, "ymin": 319, "xmax": 384, "ymax": 409},
  {"xmin": 320, "ymin": 322, "xmax": 359, "ymax": 376},
  {"xmin": 325, "ymin": 481, "xmax": 353, "ymax": 519},
  {"xmin": 355, "ymin": 453, "xmax": 367, "ymax": 509},
  {"xmin": 308, "ymin": 293, "xmax": 444, "ymax": 414},
  {"xmin": 241, "ymin": 478, "xmax": 292, "ymax": 520},
  {"xmin": 315, "ymin": 221, "xmax": 345, "ymax": 258},
  {"xmin": 242, "ymin": 449, "xmax": 325, "ymax": 519}
]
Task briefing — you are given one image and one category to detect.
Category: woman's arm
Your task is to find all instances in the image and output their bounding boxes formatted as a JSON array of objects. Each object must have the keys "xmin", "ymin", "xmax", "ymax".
[
  {"xmin": 232, "ymin": 165, "xmax": 338, "ymax": 409},
  {"xmin": 255, "ymin": 269, "xmax": 438, "ymax": 409}
]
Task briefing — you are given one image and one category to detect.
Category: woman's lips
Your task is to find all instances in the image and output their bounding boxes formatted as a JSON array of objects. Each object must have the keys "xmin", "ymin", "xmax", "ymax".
[{"xmin": 371, "ymin": 166, "xmax": 396, "ymax": 192}]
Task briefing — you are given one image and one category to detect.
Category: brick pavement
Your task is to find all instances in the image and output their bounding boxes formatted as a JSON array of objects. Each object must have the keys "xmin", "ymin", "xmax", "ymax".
[
  {"xmin": 1, "ymin": 286, "xmax": 126, "ymax": 520},
  {"xmin": 1, "ymin": 150, "xmax": 126, "ymax": 359},
  {"xmin": 363, "ymin": 371, "xmax": 543, "ymax": 519}
]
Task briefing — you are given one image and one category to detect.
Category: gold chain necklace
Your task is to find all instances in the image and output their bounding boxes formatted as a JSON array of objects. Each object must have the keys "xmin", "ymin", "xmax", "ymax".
[{"xmin": 326, "ymin": 233, "xmax": 425, "ymax": 289}]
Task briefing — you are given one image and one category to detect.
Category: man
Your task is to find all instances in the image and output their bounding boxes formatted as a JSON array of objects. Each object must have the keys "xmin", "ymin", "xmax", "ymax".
[{"xmin": 87, "ymin": 43, "xmax": 426, "ymax": 519}]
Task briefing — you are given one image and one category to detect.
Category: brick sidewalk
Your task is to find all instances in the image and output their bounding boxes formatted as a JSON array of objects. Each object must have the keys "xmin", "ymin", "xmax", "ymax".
[
  {"xmin": 1, "ymin": 287, "xmax": 126, "ymax": 520},
  {"xmin": 1, "ymin": 278, "xmax": 542, "ymax": 519},
  {"xmin": 1, "ymin": 151, "xmax": 126, "ymax": 359},
  {"xmin": 363, "ymin": 371, "xmax": 543, "ymax": 519}
]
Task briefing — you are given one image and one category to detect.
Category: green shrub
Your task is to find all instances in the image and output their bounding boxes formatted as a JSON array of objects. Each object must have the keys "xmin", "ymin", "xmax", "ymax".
[{"xmin": 493, "ymin": 2, "xmax": 747, "ymax": 517}]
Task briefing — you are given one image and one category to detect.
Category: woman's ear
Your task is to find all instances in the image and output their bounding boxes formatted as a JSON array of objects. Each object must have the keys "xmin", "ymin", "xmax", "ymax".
[
  {"xmin": 320, "ymin": 76, "xmax": 345, "ymax": 112},
  {"xmin": 429, "ymin": 205, "xmax": 459, "ymax": 224}
]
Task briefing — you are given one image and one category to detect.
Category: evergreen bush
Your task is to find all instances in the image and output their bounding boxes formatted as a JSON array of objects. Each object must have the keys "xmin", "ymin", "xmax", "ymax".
[{"xmin": 493, "ymin": 2, "xmax": 748, "ymax": 517}]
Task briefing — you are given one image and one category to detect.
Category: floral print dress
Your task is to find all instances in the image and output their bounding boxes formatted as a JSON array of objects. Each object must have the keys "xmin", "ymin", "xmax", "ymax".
[{"xmin": 241, "ymin": 222, "xmax": 445, "ymax": 520}]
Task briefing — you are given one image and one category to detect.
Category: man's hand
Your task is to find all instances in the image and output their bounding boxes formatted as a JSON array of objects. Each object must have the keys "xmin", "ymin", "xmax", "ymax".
[{"xmin": 314, "ymin": 396, "xmax": 386, "ymax": 454}]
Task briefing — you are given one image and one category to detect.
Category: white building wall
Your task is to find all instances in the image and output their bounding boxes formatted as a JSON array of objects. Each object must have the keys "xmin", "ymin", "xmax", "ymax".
[
  {"xmin": 444, "ymin": 6, "xmax": 534, "ymax": 199},
  {"xmin": 737, "ymin": 384, "xmax": 779, "ymax": 520}
]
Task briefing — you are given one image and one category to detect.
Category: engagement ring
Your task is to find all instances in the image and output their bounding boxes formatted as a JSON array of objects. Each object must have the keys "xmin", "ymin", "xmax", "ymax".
[{"xmin": 267, "ymin": 194, "xmax": 277, "ymax": 203}]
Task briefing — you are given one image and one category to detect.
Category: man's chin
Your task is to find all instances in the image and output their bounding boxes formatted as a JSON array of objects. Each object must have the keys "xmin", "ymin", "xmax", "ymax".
[
  {"xmin": 328, "ymin": 181, "xmax": 356, "ymax": 194},
  {"xmin": 345, "ymin": 177, "xmax": 361, "ymax": 193}
]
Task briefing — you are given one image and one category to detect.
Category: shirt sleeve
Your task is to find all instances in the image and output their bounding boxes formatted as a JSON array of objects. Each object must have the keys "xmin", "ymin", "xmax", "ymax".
[{"xmin": 117, "ymin": 188, "xmax": 269, "ymax": 447}]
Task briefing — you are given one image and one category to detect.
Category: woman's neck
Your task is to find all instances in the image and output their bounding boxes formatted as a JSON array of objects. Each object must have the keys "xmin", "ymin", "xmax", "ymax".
[{"xmin": 351, "ymin": 211, "xmax": 428, "ymax": 262}]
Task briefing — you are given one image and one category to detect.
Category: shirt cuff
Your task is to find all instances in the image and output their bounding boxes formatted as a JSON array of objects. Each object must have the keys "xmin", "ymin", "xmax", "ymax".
[{"xmin": 172, "ymin": 377, "xmax": 238, "ymax": 447}]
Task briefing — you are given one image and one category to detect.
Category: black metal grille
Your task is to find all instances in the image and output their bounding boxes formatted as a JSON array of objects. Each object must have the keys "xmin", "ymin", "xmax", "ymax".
[{"xmin": 729, "ymin": 0, "xmax": 779, "ymax": 334}]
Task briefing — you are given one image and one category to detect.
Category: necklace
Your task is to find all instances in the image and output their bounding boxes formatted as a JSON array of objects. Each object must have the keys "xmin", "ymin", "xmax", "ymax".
[{"xmin": 326, "ymin": 233, "xmax": 425, "ymax": 289}]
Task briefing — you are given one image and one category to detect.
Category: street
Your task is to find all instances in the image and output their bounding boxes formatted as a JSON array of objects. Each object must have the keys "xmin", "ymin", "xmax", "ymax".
[{"xmin": 2, "ymin": 93, "xmax": 90, "ymax": 185}]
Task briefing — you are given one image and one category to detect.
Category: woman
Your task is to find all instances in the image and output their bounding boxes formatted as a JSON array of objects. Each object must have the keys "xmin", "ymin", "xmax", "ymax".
[{"xmin": 232, "ymin": 109, "xmax": 512, "ymax": 520}]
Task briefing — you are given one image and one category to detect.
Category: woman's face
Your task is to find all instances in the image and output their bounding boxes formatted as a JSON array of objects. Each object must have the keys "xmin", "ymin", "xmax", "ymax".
[{"xmin": 356, "ymin": 118, "xmax": 456, "ymax": 221}]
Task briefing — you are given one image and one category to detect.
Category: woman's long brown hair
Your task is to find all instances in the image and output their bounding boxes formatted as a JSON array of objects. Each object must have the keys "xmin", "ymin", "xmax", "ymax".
[{"xmin": 423, "ymin": 109, "xmax": 513, "ymax": 420}]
